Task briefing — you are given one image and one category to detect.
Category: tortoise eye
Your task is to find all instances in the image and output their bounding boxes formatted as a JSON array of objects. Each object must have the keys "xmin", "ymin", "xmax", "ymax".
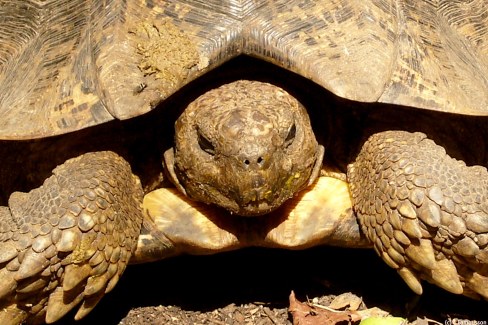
[
  {"xmin": 197, "ymin": 130, "xmax": 215, "ymax": 156},
  {"xmin": 284, "ymin": 123, "xmax": 296, "ymax": 148}
]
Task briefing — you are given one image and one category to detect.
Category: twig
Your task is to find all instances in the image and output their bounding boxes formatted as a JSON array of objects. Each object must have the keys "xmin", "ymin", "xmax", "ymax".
[
  {"xmin": 263, "ymin": 307, "xmax": 280, "ymax": 325},
  {"xmin": 309, "ymin": 303, "xmax": 343, "ymax": 313}
]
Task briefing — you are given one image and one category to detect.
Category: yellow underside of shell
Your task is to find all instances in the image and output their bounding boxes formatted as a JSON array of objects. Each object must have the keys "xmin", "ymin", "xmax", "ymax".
[{"xmin": 134, "ymin": 176, "xmax": 369, "ymax": 263}]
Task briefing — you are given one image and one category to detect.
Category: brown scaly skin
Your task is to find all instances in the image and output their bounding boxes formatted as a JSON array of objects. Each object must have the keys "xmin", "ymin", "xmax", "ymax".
[
  {"xmin": 0, "ymin": 83, "xmax": 487, "ymax": 324},
  {"xmin": 0, "ymin": 152, "xmax": 144, "ymax": 324},
  {"xmin": 348, "ymin": 131, "xmax": 488, "ymax": 300}
]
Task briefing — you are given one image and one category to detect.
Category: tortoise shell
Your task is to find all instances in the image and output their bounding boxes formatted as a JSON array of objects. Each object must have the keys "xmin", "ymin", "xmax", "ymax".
[{"xmin": 0, "ymin": 0, "xmax": 486, "ymax": 139}]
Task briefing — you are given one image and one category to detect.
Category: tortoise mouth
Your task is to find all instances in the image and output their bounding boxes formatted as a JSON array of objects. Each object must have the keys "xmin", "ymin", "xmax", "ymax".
[
  {"xmin": 228, "ymin": 183, "xmax": 287, "ymax": 216},
  {"xmin": 206, "ymin": 168, "xmax": 315, "ymax": 217},
  {"xmin": 236, "ymin": 199, "xmax": 275, "ymax": 217},
  {"xmin": 228, "ymin": 187, "xmax": 296, "ymax": 217}
]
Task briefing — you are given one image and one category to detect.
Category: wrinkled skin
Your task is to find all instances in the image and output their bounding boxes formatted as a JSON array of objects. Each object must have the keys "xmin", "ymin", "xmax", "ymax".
[{"xmin": 164, "ymin": 80, "xmax": 324, "ymax": 216}]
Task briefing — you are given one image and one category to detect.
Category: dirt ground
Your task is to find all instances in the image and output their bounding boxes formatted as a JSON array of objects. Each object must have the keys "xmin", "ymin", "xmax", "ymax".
[{"xmin": 53, "ymin": 246, "xmax": 486, "ymax": 325}]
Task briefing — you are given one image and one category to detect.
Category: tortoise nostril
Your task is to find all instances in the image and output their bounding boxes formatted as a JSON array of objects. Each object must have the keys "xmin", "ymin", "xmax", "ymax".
[{"xmin": 243, "ymin": 156, "xmax": 266, "ymax": 168}]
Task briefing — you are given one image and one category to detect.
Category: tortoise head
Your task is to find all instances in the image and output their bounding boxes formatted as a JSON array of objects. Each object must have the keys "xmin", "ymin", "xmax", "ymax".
[{"xmin": 164, "ymin": 80, "xmax": 323, "ymax": 216}]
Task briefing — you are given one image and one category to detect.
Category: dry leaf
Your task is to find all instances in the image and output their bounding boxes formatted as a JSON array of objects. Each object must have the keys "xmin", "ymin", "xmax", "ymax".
[
  {"xmin": 288, "ymin": 291, "xmax": 404, "ymax": 325},
  {"xmin": 289, "ymin": 291, "xmax": 352, "ymax": 325},
  {"xmin": 329, "ymin": 293, "xmax": 363, "ymax": 311}
]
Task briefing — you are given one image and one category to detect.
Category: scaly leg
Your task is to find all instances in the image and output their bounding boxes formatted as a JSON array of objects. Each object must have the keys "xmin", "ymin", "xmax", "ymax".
[
  {"xmin": 348, "ymin": 131, "xmax": 488, "ymax": 300},
  {"xmin": 0, "ymin": 152, "xmax": 144, "ymax": 324}
]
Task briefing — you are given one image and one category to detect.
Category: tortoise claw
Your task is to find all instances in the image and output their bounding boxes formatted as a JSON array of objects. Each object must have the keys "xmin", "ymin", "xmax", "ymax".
[{"xmin": 397, "ymin": 267, "xmax": 423, "ymax": 295}]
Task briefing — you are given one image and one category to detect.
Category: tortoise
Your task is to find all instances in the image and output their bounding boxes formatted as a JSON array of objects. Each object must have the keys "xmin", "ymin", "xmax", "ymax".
[{"xmin": 0, "ymin": 0, "xmax": 487, "ymax": 323}]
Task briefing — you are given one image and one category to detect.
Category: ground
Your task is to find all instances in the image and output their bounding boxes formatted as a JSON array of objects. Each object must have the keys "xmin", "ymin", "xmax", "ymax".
[{"xmin": 53, "ymin": 246, "xmax": 486, "ymax": 325}]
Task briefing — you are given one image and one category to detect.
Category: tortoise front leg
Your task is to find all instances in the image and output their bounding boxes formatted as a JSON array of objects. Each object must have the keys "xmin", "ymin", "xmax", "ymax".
[
  {"xmin": 348, "ymin": 130, "xmax": 488, "ymax": 300},
  {"xmin": 0, "ymin": 152, "xmax": 144, "ymax": 324}
]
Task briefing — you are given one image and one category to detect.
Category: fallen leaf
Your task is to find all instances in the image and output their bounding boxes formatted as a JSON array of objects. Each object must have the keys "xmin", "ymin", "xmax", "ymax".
[
  {"xmin": 329, "ymin": 293, "xmax": 363, "ymax": 311},
  {"xmin": 289, "ymin": 291, "xmax": 352, "ymax": 325}
]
